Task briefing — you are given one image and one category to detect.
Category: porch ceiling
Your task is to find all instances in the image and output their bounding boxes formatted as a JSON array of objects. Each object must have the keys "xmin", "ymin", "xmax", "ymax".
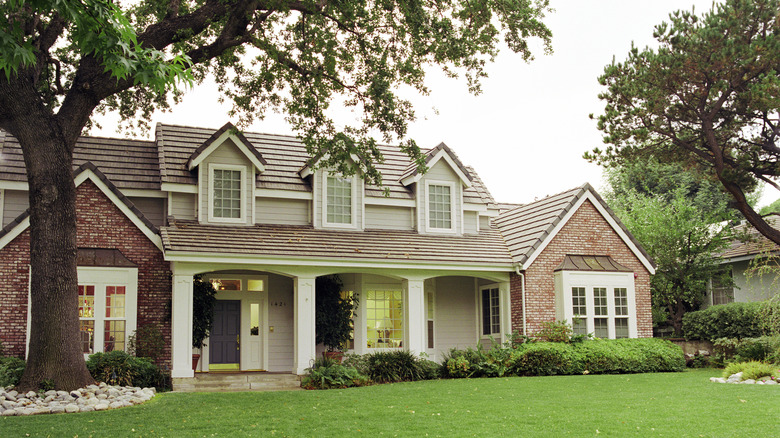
[{"xmin": 161, "ymin": 221, "xmax": 513, "ymax": 266}]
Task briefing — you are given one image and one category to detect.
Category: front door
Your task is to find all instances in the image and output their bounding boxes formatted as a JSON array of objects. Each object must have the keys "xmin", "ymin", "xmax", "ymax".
[{"xmin": 209, "ymin": 300, "xmax": 241, "ymax": 369}]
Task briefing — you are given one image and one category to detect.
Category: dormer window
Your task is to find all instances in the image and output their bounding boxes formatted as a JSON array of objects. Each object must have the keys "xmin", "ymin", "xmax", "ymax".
[
  {"xmin": 209, "ymin": 164, "xmax": 246, "ymax": 223},
  {"xmin": 426, "ymin": 181, "xmax": 456, "ymax": 232},
  {"xmin": 324, "ymin": 174, "xmax": 356, "ymax": 227}
]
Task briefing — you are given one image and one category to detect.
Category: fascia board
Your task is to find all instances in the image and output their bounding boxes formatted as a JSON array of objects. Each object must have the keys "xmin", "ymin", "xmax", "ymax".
[
  {"xmin": 188, "ymin": 131, "xmax": 266, "ymax": 173},
  {"xmin": 161, "ymin": 183, "xmax": 198, "ymax": 194},
  {"xmin": 0, "ymin": 215, "xmax": 30, "ymax": 250},
  {"xmin": 0, "ymin": 180, "xmax": 28, "ymax": 190},
  {"xmin": 400, "ymin": 151, "xmax": 472, "ymax": 188}
]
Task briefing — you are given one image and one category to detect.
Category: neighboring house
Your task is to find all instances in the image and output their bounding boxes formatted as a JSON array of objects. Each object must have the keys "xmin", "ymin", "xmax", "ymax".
[
  {"xmin": 710, "ymin": 214, "xmax": 780, "ymax": 306},
  {"xmin": 0, "ymin": 122, "xmax": 655, "ymax": 384}
]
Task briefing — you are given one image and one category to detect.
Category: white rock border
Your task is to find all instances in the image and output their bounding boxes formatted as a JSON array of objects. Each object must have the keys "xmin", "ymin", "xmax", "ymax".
[
  {"xmin": 0, "ymin": 381, "xmax": 156, "ymax": 416},
  {"xmin": 710, "ymin": 371, "xmax": 779, "ymax": 385}
]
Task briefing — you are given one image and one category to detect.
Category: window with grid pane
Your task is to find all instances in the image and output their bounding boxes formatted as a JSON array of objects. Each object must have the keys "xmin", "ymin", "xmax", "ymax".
[
  {"xmin": 326, "ymin": 176, "xmax": 352, "ymax": 224},
  {"xmin": 614, "ymin": 318, "xmax": 629, "ymax": 338},
  {"xmin": 614, "ymin": 288, "xmax": 628, "ymax": 316},
  {"xmin": 212, "ymin": 168, "xmax": 242, "ymax": 218},
  {"xmin": 366, "ymin": 290, "xmax": 404, "ymax": 349},
  {"xmin": 427, "ymin": 291, "xmax": 435, "ymax": 349},
  {"xmin": 571, "ymin": 287, "xmax": 587, "ymax": 335},
  {"xmin": 481, "ymin": 287, "xmax": 500, "ymax": 335},
  {"xmin": 593, "ymin": 287, "xmax": 608, "ymax": 316},
  {"xmin": 79, "ymin": 285, "xmax": 95, "ymax": 353},
  {"xmin": 711, "ymin": 271, "xmax": 734, "ymax": 305},
  {"xmin": 428, "ymin": 184, "xmax": 452, "ymax": 229},
  {"xmin": 594, "ymin": 318, "xmax": 609, "ymax": 338},
  {"xmin": 104, "ymin": 286, "xmax": 126, "ymax": 352}
]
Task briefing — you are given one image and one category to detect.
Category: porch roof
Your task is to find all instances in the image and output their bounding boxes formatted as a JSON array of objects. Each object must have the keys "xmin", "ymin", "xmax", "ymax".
[{"xmin": 161, "ymin": 221, "xmax": 513, "ymax": 267}]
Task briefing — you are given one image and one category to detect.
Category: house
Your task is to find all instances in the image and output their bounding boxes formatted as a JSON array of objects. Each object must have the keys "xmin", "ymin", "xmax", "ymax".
[
  {"xmin": 0, "ymin": 122, "xmax": 655, "ymax": 384},
  {"xmin": 709, "ymin": 215, "xmax": 780, "ymax": 306}
]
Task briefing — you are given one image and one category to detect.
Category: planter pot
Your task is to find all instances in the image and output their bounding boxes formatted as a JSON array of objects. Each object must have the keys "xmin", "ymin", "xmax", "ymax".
[
  {"xmin": 323, "ymin": 351, "xmax": 344, "ymax": 363},
  {"xmin": 192, "ymin": 353, "xmax": 201, "ymax": 371}
]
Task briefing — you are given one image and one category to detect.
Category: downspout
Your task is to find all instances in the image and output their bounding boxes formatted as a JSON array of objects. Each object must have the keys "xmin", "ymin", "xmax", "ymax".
[{"xmin": 514, "ymin": 264, "xmax": 526, "ymax": 336}]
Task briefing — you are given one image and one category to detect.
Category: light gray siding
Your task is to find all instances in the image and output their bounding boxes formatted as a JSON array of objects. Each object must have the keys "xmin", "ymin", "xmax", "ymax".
[
  {"xmin": 128, "ymin": 197, "xmax": 165, "ymax": 227},
  {"xmin": 267, "ymin": 275, "xmax": 294, "ymax": 372},
  {"xmin": 464, "ymin": 211, "xmax": 478, "ymax": 234},
  {"xmin": 170, "ymin": 192, "xmax": 196, "ymax": 220},
  {"xmin": 199, "ymin": 139, "xmax": 255, "ymax": 226},
  {"xmin": 255, "ymin": 197, "xmax": 310, "ymax": 226},
  {"xmin": 2, "ymin": 189, "xmax": 28, "ymax": 227},
  {"xmin": 364, "ymin": 205, "xmax": 414, "ymax": 230},
  {"xmin": 705, "ymin": 260, "xmax": 780, "ymax": 307},
  {"xmin": 479, "ymin": 215, "xmax": 491, "ymax": 231},
  {"xmin": 431, "ymin": 276, "xmax": 477, "ymax": 357}
]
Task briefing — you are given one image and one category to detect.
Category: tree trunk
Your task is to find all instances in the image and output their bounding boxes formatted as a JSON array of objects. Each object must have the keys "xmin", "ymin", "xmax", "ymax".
[{"xmin": 14, "ymin": 119, "xmax": 94, "ymax": 392}]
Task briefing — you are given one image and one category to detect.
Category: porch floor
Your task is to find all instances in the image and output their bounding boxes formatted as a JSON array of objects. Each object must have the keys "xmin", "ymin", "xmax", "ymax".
[{"xmin": 172, "ymin": 372, "xmax": 302, "ymax": 392}]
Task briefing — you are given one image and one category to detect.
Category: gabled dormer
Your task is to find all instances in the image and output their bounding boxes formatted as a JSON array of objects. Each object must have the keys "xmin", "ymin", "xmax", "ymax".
[
  {"xmin": 187, "ymin": 122, "xmax": 267, "ymax": 226},
  {"xmin": 400, "ymin": 143, "xmax": 473, "ymax": 235},
  {"xmin": 300, "ymin": 158, "xmax": 364, "ymax": 231}
]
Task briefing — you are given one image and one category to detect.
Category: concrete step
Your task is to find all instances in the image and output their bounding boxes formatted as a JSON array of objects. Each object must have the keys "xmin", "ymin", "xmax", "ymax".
[{"xmin": 172, "ymin": 373, "xmax": 302, "ymax": 392}]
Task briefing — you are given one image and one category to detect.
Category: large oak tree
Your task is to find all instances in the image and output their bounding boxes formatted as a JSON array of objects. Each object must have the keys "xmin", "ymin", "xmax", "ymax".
[
  {"xmin": 587, "ymin": 0, "xmax": 780, "ymax": 244},
  {"xmin": 0, "ymin": 0, "xmax": 551, "ymax": 390}
]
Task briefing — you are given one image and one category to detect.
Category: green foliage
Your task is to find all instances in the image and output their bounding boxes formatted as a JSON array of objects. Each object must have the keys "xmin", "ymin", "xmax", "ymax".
[
  {"xmin": 512, "ymin": 342, "xmax": 585, "ymax": 376},
  {"xmin": 713, "ymin": 336, "xmax": 780, "ymax": 365},
  {"xmin": 301, "ymin": 356, "xmax": 368, "ymax": 390},
  {"xmin": 86, "ymin": 351, "xmax": 169, "ymax": 389},
  {"xmin": 192, "ymin": 275, "xmax": 217, "ymax": 349},
  {"xmin": 609, "ymin": 188, "xmax": 734, "ymax": 335},
  {"xmin": 533, "ymin": 320, "xmax": 574, "ymax": 343},
  {"xmin": 723, "ymin": 361, "xmax": 780, "ymax": 381},
  {"xmin": 315, "ymin": 275, "xmax": 357, "ymax": 352},
  {"xmin": 588, "ymin": 0, "xmax": 780, "ymax": 247},
  {"xmin": 128, "ymin": 323, "xmax": 165, "ymax": 363},
  {"xmin": 364, "ymin": 350, "xmax": 427, "ymax": 383},
  {"xmin": 757, "ymin": 295, "xmax": 780, "ymax": 336},
  {"xmin": 0, "ymin": 357, "xmax": 26, "ymax": 387},
  {"xmin": 683, "ymin": 302, "xmax": 764, "ymax": 341},
  {"xmin": 759, "ymin": 199, "xmax": 780, "ymax": 216}
]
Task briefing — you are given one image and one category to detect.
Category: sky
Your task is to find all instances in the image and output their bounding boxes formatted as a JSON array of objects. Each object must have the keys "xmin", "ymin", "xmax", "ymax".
[{"xmin": 94, "ymin": 1, "xmax": 758, "ymax": 206}]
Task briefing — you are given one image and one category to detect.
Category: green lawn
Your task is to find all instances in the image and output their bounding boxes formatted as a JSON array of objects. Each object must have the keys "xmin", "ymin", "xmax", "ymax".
[{"xmin": 1, "ymin": 369, "xmax": 778, "ymax": 437}]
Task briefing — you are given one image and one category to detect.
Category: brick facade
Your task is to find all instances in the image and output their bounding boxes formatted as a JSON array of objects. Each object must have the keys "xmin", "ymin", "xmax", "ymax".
[
  {"xmin": 0, "ymin": 180, "xmax": 172, "ymax": 364},
  {"xmin": 510, "ymin": 199, "xmax": 653, "ymax": 337}
]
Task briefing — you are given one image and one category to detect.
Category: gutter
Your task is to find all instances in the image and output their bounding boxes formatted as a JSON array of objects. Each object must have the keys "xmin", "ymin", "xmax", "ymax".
[{"xmin": 514, "ymin": 264, "xmax": 526, "ymax": 336}]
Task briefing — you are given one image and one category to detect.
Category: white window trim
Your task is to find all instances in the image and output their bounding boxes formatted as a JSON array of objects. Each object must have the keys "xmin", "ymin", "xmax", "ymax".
[
  {"xmin": 76, "ymin": 267, "xmax": 139, "ymax": 358},
  {"xmin": 208, "ymin": 163, "xmax": 247, "ymax": 224},
  {"xmin": 479, "ymin": 284, "xmax": 501, "ymax": 338},
  {"xmin": 424, "ymin": 180, "xmax": 457, "ymax": 234},
  {"xmin": 559, "ymin": 271, "xmax": 637, "ymax": 339},
  {"xmin": 0, "ymin": 189, "xmax": 4, "ymax": 226},
  {"xmin": 322, "ymin": 173, "xmax": 359, "ymax": 229}
]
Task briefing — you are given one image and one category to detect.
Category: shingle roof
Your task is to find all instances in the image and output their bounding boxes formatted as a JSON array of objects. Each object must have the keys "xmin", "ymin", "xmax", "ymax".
[
  {"xmin": 185, "ymin": 122, "xmax": 268, "ymax": 170},
  {"xmin": 494, "ymin": 183, "xmax": 653, "ymax": 268},
  {"xmin": 162, "ymin": 221, "xmax": 513, "ymax": 266},
  {"xmin": 399, "ymin": 142, "xmax": 473, "ymax": 183},
  {"xmin": 0, "ymin": 134, "xmax": 159, "ymax": 189},
  {"xmin": 720, "ymin": 215, "xmax": 780, "ymax": 260}
]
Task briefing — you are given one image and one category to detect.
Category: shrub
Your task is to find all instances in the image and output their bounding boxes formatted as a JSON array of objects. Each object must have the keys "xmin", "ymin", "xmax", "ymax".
[
  {"xmin": 86, "ymin": 350, "xmax": 168, "ymax": 389},
  {"xmin": 757, "ymin": 295, "xmax": 780, "ymax": 336},
  {"xmin": 128, "ymin": 323, "xmax": 165, "ymax": 363},
  {"xmin": 723, "ymin": 361, "xmax": 780, "ymax": 380},
  {"xmin": 713, "ymin": 336, "xmax": 780, "ymax": 365},
  {"xmin": 533, "ymin": 320, "xmax": 574, "ymax": 343},
  {"xmin": 440, "ymin": 347, "xmax": 488, "ymax": 378},
  {"xmin": 301, "ymin": 356, "xmax": 368, "ymax": 389},
  {"xmin": 512, "ymin": 342, "xmax": 584, "ymax": 376},
  {"xmin": 0, "ymin": 357, "xmax": 26, "ymax": 387},
  {"xmin": 365, "ymin": 350, "xmax": 428, "ymax": 383},
  {"xmin": 682, "ymin": 302, "xmax": 764, "ymax": 341},
  {"xmin": 341, "ymin": 353, "xmax": 370, "ymax": 376}
]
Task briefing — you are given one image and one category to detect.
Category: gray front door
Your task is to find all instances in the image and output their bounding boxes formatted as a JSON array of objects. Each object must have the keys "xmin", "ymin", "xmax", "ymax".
[{"xmin": 210, "ymin": 300, "xmax": 241, "ymax": 365}]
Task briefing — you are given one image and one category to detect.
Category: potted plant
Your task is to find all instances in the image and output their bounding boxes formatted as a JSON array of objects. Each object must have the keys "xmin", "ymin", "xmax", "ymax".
[
  {"xmin": 192, "ymin": 275, "xmax": 217, "ymax": 371},
  {"xmin": 315, "ymin": 275, "xmax": 358, "ymax": 361}
]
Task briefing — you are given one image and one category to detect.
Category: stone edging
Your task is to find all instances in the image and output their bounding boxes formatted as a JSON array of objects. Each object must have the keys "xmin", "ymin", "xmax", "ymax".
[
  {"xmin": 710, "ymin": 372, "xmax": 779, "ymax": 385},
  {"xmin": 0, "ymin": 382, "xmax": 156, "ymax": 416}
]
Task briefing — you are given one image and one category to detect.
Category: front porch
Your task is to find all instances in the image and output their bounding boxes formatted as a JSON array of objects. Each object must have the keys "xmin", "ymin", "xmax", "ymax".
[{"xmin": 168, "ymin": 261, "xmax": 512, "ymax": 383}]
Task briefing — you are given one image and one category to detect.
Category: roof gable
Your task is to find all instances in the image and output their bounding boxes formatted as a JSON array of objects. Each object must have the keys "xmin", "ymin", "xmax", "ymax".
[
  {"xmin": 0, "ymin": 162, "xmax": 162, "ymax": 251},
  {"xmin": 494, "ymin": 183, "xmax": 655, "ymax": 274},
  {"xmin": 399, "ymin": 143, "xmax": 473, "ymax": 188},
  {"xmin": 186, "ymin": 122, "xmax": 267, "ymax": 172}
]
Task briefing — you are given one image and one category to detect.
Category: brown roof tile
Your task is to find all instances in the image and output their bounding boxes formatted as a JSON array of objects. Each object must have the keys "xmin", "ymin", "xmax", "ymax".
[{"xmin": 720, "ymin": 215, "xmax": 780, "ymax": 260}]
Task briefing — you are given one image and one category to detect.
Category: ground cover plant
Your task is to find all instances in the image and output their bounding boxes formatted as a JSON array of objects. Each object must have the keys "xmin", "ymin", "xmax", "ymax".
[{"xmin": 2, "ymin": 369, "xmax": 778, "ymax": 437}]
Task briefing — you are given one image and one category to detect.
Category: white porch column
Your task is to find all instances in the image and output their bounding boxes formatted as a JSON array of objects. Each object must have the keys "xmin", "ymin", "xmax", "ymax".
[
  {"xmin": 171, "ymin": 274, "xmax": 194, "ymax": 378},
  {"xmin": 499, "ymin": 280, "xmax": 512, "ymax": 344},
  {"xmin": 404, "ymin": 278, "xmax": 426, "ymax": 355},
  {"xmin": 293, "ymin": 276, "xmax": 316, "ymax": 374}
]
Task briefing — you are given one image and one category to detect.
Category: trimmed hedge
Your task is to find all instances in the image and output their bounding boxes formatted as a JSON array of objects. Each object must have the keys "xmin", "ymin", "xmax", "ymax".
[
  {"xmin": 86, "ymin": 351, "xmax": 169, "ymax": 389},
  {"xmin": 682, "ymin": 302, "xmax": 763, "ymax": 341},
  {"xmin": 445, "ymin": 338, "xmax": 684, "ymax": 378}
]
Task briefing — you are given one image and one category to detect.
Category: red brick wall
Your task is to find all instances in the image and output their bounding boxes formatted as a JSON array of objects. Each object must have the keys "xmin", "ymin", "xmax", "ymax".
[
  {"xmin": 0, "ymin": 180, "xmax": 172, "ymax": 364},
  {"xmin": 510, "ymin": 199, "xmax": 653, "ymax": 338}
]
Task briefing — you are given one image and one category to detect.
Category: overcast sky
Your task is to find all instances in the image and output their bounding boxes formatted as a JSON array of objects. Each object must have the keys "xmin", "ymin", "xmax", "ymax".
[{"xmin": 95, "ymin": 1, "xmax": 764, "ymax": 206}]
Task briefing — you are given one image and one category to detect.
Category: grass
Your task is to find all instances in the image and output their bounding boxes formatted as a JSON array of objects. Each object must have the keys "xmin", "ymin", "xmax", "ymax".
[{"xmin": 1, "ymin": 369, "xmax": 779, "ymax": 437}]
